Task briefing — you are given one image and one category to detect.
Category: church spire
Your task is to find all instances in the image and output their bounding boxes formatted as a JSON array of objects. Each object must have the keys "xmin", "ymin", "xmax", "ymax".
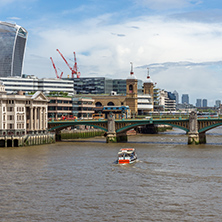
[{"xmin": 130, "ymin": 62, "xmax": 134, "ymax": 75}]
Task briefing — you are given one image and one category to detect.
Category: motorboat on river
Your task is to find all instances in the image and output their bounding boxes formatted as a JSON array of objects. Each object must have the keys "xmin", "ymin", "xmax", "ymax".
[{"xmin": 117, "ymin": 148, "xmax": 137, "ymax": 164}]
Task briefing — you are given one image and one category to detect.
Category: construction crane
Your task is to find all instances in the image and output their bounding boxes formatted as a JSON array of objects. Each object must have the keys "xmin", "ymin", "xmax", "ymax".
[
  {"xmin": 73, "ymin": 52, "xmax": 81, "ymax": 78},
  {"xmin": 56, "ymin": 49, "xmax": 80, "ymax": 78},
  {"xmin": 50, "ymin": 57, "xmax": 63, "ymax": 79}
]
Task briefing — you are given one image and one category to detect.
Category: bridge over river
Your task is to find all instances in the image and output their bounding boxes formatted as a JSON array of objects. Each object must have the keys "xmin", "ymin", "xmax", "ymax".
[{"xmin": 48, "ymin": 111, "xmax": 222, "ymax": 145}]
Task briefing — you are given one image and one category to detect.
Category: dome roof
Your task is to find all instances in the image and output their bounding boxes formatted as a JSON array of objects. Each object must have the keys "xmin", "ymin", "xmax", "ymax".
[
  {"xmin": 127, "ymin": 72, "xmax": 137, "ymax": 79},
  {"xmin": 144, "ymin": 75, "xmax": 153, "ymax": 83}
]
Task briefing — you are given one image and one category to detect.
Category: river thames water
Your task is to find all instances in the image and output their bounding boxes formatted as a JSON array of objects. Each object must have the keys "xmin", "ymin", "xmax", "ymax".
[{"xmin": 1, "ymin": 128, "xmax": 222, "ymax": 222}]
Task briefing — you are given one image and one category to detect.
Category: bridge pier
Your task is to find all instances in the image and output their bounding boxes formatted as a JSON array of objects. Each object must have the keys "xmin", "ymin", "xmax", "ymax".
[
  {"xmin": 187, "ymin": 111, "xmax": 206, "ymax": 145},
  {"xmin": 106, "ymin": 113, "xmax": 128, "ymax": 143},
  {"xmin": 199, "ymin": 132, "xmax": 206, "ymax": 144},
  {"xmin": 188, "ymin": 132, "xmax": 200, "ymax": 145},
  {"xmin": 116, "ymin": 132, "xmax": 128, "ymax": 142},
  {"xmin": 106, "ymin": 132, "xmax": 117, "ymax": 143},
  {"xmin": 55, "ymin": 130, "xmax": 62, "ymax": 141},
  {"xmin": 106, "ymin": 113, "xmax": 117, "ymax": 143},
  {"xmin": 188, "ymin": 111, "xmax": 199, "ymax": 145}
]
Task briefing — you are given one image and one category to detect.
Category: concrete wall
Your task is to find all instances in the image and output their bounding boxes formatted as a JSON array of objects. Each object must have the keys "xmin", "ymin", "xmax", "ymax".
[{"xmin": 0, "ymin": 133, "xmax": 55, "ymax": 147}]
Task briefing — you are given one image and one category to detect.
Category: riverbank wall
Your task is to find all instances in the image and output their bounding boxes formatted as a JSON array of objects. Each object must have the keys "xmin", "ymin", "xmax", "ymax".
[
  {"xmin": 0, "ymin": 133, "xmax": 55, "ymax": 148},
  {"xmin": 61, "ymin": 129, "xmax": 104, "ymax": 140}
]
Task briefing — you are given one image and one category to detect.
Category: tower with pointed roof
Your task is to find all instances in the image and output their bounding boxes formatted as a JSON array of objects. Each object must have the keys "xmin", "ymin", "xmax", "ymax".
[
  {"xmin": 126, "ymin": 62, "xmax": 138, "ymax": 115},
  {"xmin": 143, "ymin": 68, "xmax": 154, "ymax": 96}
]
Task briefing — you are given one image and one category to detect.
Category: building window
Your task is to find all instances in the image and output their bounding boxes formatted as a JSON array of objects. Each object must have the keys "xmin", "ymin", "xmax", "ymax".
[
  {"xmin": 7, "ymin": 107, "xmax": 14, "ymax": 112},
  {"xmin": 8, "ymin": 115, "xmax": 14, "ymax": 120},
  {"xmin": 129, "ymin": 85, "xmax": 133, "ymax": 93},
  {"xmin": 107, "ymin": 102, "xmax": 114, "ymax": 106},
  {"xmin": 8, "ymin": 124, "xmax": 13, "ymax": 129},
  {"xmin": 95, "ymin": 102, "xmax": 102, "ymax": 107}
]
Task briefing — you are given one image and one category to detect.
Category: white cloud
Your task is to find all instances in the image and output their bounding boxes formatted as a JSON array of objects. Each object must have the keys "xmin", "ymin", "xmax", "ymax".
[
  {"xmin": 7, "ymin": 17, "xmax": 21, "ymax": 20},
  {"xmin": 23, "ymin": 13, "xmax": 222, "ymax": 105},
  {"xmin": 134, "ymin": 0, "xmax": 202, "ymax": 10}
]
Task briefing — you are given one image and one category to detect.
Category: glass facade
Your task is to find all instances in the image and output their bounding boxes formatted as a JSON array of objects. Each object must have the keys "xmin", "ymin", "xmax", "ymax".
[
  {"xmin": 113, "ymin": 79, "xmax": 126, "ymax": 95},
  {"xmin": 73, "ymin": 77, "xmax": 143, "ymax": 95},
  {"xmin": 74, "ymin": 77, "xmax": 113, "ymax": 94},
  {"xmin": 182, "ymin": 94, "xmax": 189, "ymax": 104},
  {"xmin": 0, "ymin": 22, "xmax": 28, "ymax": 77}
]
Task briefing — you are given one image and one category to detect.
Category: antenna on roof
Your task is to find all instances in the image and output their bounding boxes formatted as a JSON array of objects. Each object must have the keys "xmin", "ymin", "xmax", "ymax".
[
  {"xmin": 147, "ymin": 67, "xmax": 150, "ymax": 79},
  {"xmin": 130, "ymin": 62, "xmax": 134, "ymax": 75}
]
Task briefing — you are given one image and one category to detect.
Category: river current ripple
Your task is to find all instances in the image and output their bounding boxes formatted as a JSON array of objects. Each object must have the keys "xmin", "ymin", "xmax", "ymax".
[{"xmin": 1, "ymin": 127, "xmax": 222, "ymax": 221}]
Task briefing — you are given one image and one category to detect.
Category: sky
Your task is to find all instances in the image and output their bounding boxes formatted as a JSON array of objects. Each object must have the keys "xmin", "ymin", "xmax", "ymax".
[{"xmin": 1, "ymin": 0, "xmax": 222, "ymax": 106}]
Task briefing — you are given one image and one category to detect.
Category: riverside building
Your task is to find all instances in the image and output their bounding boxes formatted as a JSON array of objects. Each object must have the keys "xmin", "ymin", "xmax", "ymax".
[
  {"xmin": 73, "ymin": 77, "xmax": 143, "ymax": 95},
  {"xmin": 0, "ymin": 22, "xmax": 28, "ymax": 77},
  {"xmin": 159, "ymin": 90, "xmax": 176, "ymax": 111},
  {"xmin": 0, "ymin": 81, "xmax": 55, "ymax": 147},
  {"xmin": 0, "ymin": 75, "xmax": 74, "ymax": 95}
]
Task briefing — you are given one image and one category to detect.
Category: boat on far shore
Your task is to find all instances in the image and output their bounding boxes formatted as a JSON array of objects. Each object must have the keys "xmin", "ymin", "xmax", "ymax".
[{"xmin": 117, "ymin": 148, "xmax": 137, "ymax": 164}]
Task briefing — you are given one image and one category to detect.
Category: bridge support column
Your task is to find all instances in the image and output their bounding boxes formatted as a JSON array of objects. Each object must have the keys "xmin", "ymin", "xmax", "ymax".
[
  {"xmin": 188, "ymin": 111, "xmax": 200, "ymax": 145},
  {"xmin": 199, "ymin": 132, "xmax": 206, "ymax": 144},
  {"xmin": 106, "ymin": 133, "xmax": 117, "ymax": 143},
  {"xmin": 106, "ymin": 113, "xmax": 117, "ymax": 143},
  {"xmin": 188, "ymin": 132, "xmax": 199, "ymax": 145},
  {"xmin": 116, "ymin": 132, "xmax": 128, "ymax": 142},
  {"xmin": 55, "ymin": 130, "xmax": 61, "ymax": 141}
]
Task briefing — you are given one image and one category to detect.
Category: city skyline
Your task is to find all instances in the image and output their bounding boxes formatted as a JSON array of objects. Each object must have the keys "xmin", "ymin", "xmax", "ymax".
[{"xmin": 1, "ymin": 1, "xmax": 222, "ymax": 106}]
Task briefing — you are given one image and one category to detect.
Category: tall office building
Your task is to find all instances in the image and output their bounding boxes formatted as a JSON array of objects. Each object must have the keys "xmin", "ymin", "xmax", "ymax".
[
  {"xmin": 173, "ymin": 90, "xmax": 179, "ymax": 104},
  {"xmin": 0, "ymin": 21, "xmax": 28, "ymax": 77},
  {"xmin": 182, "ymin": 94, "xmax": 189, "ymax": 104},
  {"xmin": 168, "ymin": 92, "xmax": 176, "ymax": 101},
  {"xmin": 196, "ymin": 99, "xmax": 202, "ymax": 107},
  {"xmin": 203, "ymin": 99, "xmax": 207, "ymax": 107},
  {"xmin": 215, "ymin": 100, "xmax": 221, "ymax": 108},
  {"xmin": 73, "ymin": 77, "xmax": 143, "ymax": 95}
]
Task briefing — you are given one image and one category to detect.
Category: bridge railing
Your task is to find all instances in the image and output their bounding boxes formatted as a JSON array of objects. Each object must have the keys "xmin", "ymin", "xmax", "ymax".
[{"xmin": 136, "ymin": 114, "xmax": 190, "ymax": 120}]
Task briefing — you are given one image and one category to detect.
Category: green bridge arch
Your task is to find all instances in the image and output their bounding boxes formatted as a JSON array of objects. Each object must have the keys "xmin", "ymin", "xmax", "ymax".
[
  {"xmin": 116, "ymin": 121, "xmax": 189, "ymax": 133},
  {"xmin": 199, "ymin": 122, "xmax": 222, "ymax": 133},
  {"xmin": 48, "ymin": 117, "xmax": 222, "ymax": 136},
  {"xmin": 48, "ymin": 121, "xmax": 108, "ymax": 132}
]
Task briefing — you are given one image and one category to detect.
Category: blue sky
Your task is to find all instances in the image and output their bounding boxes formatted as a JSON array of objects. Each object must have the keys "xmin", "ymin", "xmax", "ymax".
[{"xmin": 1, "ymin": 0, "xmax": 222, "ymax": 105}]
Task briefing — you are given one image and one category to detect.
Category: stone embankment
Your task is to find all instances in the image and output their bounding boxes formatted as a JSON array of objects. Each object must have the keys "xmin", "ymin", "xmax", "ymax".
[
  {"xmin": 61, "ymin": 129, "xmax": 104, "ymax": 140},
  {"xmin": 0, "ymin": 133, "xmax": 55, "ymax": 148}
]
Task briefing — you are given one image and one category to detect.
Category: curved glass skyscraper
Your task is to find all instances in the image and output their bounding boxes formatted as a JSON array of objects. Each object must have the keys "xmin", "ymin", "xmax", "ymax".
[{"xmin": 0, "ymin": 22, "xmax": 28, "ymax": 77}]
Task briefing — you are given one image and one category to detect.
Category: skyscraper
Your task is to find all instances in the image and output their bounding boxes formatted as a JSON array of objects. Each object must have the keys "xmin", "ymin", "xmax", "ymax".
[
  {"xmin": 173, "ymin": 90, "xmax": 179, "ymax": 104},
  {"xmin": 0, "ymin": 21, "xmax": 28, "ymax": 77},
  {"xmin": 215, "ymin": 100, "xmax": 221, "ymax": 108},
  {"xmin": 182, "ymin": 94, "xmax": 189, "ymax": 104},
  {"xmin": 203, "ymin": 99, "xmax": 207, "ymax": 107},
  {"xmin": 196, "ymin": 99, "xmax": 202, "ymax": 107}
]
